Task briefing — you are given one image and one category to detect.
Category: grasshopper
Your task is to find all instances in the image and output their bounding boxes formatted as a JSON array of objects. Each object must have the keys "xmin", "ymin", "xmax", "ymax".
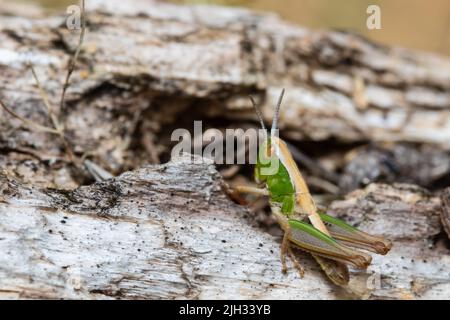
[{"xmin": 233, "ymin": 89, "xmax": 392, "ymax": 286}]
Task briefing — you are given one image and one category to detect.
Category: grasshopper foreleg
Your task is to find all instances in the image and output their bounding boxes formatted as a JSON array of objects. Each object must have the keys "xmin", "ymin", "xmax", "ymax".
[
  {"xmin": 222, "ymin": 183, "xmax": 267, "ymax": 205},
  {"xmin": 232, "ymin": 186, "xmax": 306, "ymax": 277},
  {"xmin": 233, "ymin": 185, "xmax": 269, "ymax": 197}
]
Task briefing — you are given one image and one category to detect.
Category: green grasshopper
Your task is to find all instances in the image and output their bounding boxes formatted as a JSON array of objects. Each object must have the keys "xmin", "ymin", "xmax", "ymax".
[{"xmin": 233, "ymin": 89, "xmax": 392, "ymax": 286}]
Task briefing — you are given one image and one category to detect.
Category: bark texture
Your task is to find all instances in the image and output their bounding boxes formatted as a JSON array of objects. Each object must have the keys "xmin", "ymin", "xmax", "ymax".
[
  {"xmin": 1, "ymin": 0, "xmax": 449, "ymax": 190},
  {"xmin": 0, "ymin": 155, "xmax": 449, "ymax": 299},
  {"xmin": 0, "ymin": 0, "xmax": 449, "ymax": 300},
  {"xmin": 1, "ymin": 0, "xmax": 450, "ymax": 151}
]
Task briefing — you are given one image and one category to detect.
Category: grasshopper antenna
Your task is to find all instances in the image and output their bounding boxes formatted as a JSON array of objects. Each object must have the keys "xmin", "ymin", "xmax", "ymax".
[
  {"xmin": 271, "ymin": 88, "xmax": 285, "ymax": 137},
  {"xmin": 249, "ymin": 95, "xmax": 268, "ymax": 142}
]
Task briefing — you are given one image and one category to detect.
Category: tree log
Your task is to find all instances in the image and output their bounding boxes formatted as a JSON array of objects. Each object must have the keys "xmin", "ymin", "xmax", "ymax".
[
  {"xmin": 1, "ymin": 0, "xmax": 450, "ymax": 159},
  {"xmin": 0, "ymin": 0, "xmax": 449, "ymax": 300},
  {"xmin": 0, "ymin": 154, "xmax": 448, "ymax": 299}
]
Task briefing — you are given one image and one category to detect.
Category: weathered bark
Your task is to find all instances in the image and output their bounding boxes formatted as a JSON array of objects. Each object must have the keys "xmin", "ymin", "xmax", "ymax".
[
  {"xmin": 339, "ymin": 144, "xmax": 450, "ymax": 192},
  {"xmin": 440, "ymin": 188, "xmax": 450, "ymax": 240},
  {"xmin": 0, "ymin": 0, "xmax": 449, "ymax": 300},
  {"xmin": 0, "ymin": 154, "xmax": 448, "ymax": 300},
  {"xmin": 1, "ymin": 0, "xmax": 449, "ymax": 191},
  {"xmin": 1, "ymin": 0, "xmax": 450, "ymax": 152}
]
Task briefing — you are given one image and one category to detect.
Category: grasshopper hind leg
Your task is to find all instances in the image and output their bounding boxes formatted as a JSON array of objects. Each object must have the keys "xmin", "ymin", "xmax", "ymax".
[
  {"xmin": 280, "ymin": 230, "xmax": 289, "ymax": 273},
  {"xmin": 287, "ymin": 243, "xmax": 305, "ymax": 277},
  {"xmin": 279, "ymin": 216, "xmax": 305, "ymax": 277},
  {"xmin": 230, "ymin": 186, "xmax": 306, "ymax": 277}
]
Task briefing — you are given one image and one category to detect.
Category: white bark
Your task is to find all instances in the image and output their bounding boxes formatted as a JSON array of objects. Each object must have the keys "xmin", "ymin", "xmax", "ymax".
[
  {"xmin": 0, "ymin": 155, "xmax": 448, "ymax": 299},
  {"xmin": 0, "ymin": 0, "xmax": 449, "ymax": 300}
]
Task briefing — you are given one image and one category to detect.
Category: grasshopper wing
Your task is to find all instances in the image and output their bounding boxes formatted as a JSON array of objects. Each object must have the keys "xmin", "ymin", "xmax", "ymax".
[
  {"xmin": 318, "ymin": 213, "xmax": 392, "ymax": 255},
  {"xmin": 288, "ymin": 219, "xmax": 372, "ymax": 269}
]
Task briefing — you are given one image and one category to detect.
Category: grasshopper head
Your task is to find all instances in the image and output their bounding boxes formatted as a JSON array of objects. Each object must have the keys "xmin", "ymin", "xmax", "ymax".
[{"xmin": 251, "ymin": 89, "xmax": 285, "ymax": 182}]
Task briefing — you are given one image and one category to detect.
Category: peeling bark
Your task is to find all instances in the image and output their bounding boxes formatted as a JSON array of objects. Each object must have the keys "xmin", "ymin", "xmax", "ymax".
[
  {"xmin": 1, "ymin": 0, "xmax": 449, "ymax": 191},
  {"xmin": 0, "ymin": 0, "xmax": 449, "ymax": 300},
  {"xmin": 0, "ymin": 155, "xmax": 448, "ymax": 299},
  {"xmin": 1, "ymin": 0, "xmax": 450, "ymax": 156},
  {"xmin": 339, "ymin": 144, "xmax": 450, "ymax": 192}
]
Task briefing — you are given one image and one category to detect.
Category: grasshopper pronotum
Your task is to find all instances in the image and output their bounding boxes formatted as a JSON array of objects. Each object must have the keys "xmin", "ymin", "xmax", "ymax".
[{"xmin": 233, "ymin": 89, "xmax": 392, "ymax": 286}]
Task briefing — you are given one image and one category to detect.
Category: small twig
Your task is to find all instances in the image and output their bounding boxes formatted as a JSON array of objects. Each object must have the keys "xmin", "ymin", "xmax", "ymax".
[
  {"xmin": 0, "ymin": 99, "xmax": 59, "ymax": 135},
  {"xmin": 2, "ymin": 1, "xmax": 113, "ymax": 182},
  {"xmin": 306, "ymin": 176, "xmax": 340, "ymax": 195},
  {"xmin": 0, "ymin": 97, "xmax": 77, "ymax": 162},
  {"xmin": 59, "ymin": 0, "xmax": 86, "ymax": 121},
  {"xmin": 29, "ymin": 63, "xmax": 77, "ymax": 163},
  {"xmin": 1, "ymin": 0, "xmax": 87, "ymax": 169},
  {"xmin": 0, "ymin": 145, "xmax": 66, "ymax": 163},
  {"xmin": 84, "ymin": 159, "xmax": 114, "ymax": 182},
  {"xmin": 28, "ymin": 63, "xmax": 62, "ymax": 132},
  {"xmin": 141, "ymin": 130, "xmax": 161, "ymax": 164}
]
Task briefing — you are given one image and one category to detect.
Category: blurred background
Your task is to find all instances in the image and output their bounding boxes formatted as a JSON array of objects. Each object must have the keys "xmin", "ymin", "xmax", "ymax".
[{"xmin": 7, "ymin": 0, "xmax": 450, "ymax": 56}]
